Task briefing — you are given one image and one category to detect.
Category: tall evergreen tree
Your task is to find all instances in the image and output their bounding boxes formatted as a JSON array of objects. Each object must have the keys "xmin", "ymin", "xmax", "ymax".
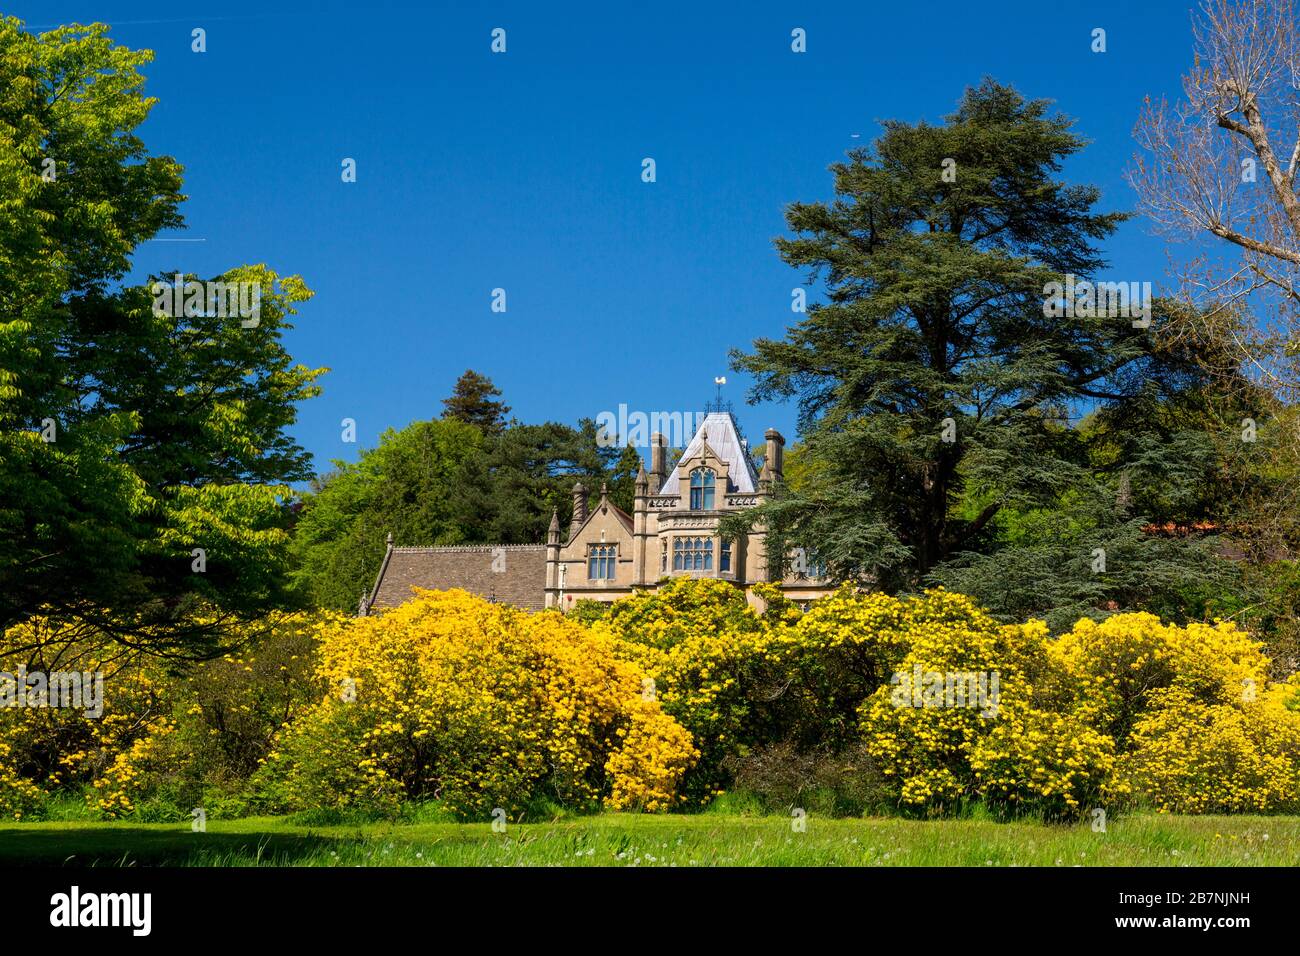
[
  {"xmin": 441, "ymin": 369, "xmax": 510, "ymax": 435},
  {"xmin": 727, "ymin": 80, "xmax": 1230, "ymax": 614},
  {"xmin": 606, "ymin": 444, "xmax": 645, "ymax": 514}
]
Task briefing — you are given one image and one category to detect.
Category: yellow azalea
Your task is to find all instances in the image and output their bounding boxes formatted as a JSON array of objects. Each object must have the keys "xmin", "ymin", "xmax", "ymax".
[{"xmin": 260, "ymin": 588, "xmax": 697, "ymax": 819}]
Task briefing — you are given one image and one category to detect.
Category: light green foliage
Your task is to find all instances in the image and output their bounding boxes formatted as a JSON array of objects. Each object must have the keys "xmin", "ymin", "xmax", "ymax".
[
  {"xmin": 0, "ymin": 20, "xmax": 323, "ymax": 653},
  {"xmin": 289, "ymin": 418, "xmax": 487, "ymax": 612},
  {"xmin": 289, "ymin": 372, "xmax": 630, "ymax": 612}
]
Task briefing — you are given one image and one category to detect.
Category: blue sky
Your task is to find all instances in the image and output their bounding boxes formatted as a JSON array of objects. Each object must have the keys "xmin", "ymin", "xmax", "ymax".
[{"xmin": 14, "ymin": 0, "xmax": 1202, "ymax": 474}]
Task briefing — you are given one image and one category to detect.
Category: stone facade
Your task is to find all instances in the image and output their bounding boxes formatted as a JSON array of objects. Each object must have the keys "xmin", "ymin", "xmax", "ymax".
[{"xmin": 363, "ymin": 411, "xmax": 836, "ymax": 614}]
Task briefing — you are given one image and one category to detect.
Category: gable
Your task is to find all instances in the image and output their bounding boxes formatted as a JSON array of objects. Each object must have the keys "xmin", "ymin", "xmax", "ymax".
[
  {"xmin": 562, "ymin": 500, "xmax": 634, "ymax": 558},
  {"xmin": 565, "ymin": 490, "xmax": 634, "ymax": 545}
]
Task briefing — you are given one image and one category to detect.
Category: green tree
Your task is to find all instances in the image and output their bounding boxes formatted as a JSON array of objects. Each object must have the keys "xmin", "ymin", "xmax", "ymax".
[
  {"xmin": 289, "ymin": 418, "xmax": 487, "ymax": 612},
  {"xmin": 289, "ymin": 411, "xmax": 622, "ymax": 612},
  {"xmin": 727, "ymin": 80, "xmax": 1233, "ymax": 621},
  {"xmin": 441, "ymin": 369, "xmax": 510, "ymax": 435},
  {"xmin": 606, "ymin": 443, "xmax": 645, "ymax": 514},
  {"xmin": 0, "ymin": 20, "xmax": 322, "ymax": 654},
  {"xmin": 477, "ymin": 418, "xmax": 617, "ymax": 543},
  {"xmin": 931, "ymin": 299, "xmax": 1274, "ymax": 629}
]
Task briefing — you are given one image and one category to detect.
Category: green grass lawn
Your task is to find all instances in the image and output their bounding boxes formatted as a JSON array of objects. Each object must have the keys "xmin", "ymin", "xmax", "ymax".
[{"xmin": 0, "ymin": 811, "xmax": 1296, "ymax": 866}]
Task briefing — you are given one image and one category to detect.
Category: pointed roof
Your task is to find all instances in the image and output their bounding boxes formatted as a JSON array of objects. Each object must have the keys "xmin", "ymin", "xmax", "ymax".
[
  {"xmin": 566, "ymin": 490, "xmax": 635, "ymax": 541},
  {"xmin": 595, "ymin": 481, "xmax": 634, "ymax": 531},
  {"xmin": 660, "ymin": 412, "xmax": 759, "ymax": 494}
]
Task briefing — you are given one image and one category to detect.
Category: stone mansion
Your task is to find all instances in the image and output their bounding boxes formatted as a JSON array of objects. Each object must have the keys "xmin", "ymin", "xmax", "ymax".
[{"xmin": 361, "ymin": 410, "xmax": 834, "ymax": 614}]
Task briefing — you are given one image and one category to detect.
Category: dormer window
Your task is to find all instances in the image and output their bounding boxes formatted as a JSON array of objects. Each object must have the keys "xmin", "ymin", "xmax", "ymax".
[
  {"xmin": 588, "ymin": 544, "xmax": 616, "ymax": 580},
  {"xmin": 689, "ymin": 468, "xmax": 716, "ymax": 510}
]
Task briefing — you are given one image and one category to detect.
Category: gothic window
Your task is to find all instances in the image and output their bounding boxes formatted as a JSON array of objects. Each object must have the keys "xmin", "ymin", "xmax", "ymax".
[
  {"xmin": 689, "ymin": 468, "xmax": 715, "ymax": 510},
  {"xmin": 720, "ymin": 539, "xmax": 731, "ymax": 573},
  {"xmin": 673, "ymin": 537, "xmax": 713, "ymax": 571},
  {"xmin": 588, "ymin": 544, "xmax": 616, "ymax": 580}
]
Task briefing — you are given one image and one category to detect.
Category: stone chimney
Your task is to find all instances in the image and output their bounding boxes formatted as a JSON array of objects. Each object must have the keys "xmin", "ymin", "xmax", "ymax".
[
  {"xmin": 761, "ymin": 428, "xmax": 785, "ymax": 483},
  {"xmin": 569, "ymin": 481, "xmax": 588, "ymax": 540},
  {"xmin": 649, "ymin": 433, "xmax": 667, "ymax": 493}
]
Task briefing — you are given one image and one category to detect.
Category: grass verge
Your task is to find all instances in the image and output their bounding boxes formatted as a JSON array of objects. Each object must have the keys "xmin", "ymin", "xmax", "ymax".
[{"xmin": 0, "ymin": 812, "xmax": 1295, "ymax": 866}]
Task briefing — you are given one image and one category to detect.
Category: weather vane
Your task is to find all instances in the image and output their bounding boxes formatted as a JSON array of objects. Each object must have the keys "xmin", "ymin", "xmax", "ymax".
[{"xmin": 707, "ymin": 376, "xmax": 734, "ymax": 415}]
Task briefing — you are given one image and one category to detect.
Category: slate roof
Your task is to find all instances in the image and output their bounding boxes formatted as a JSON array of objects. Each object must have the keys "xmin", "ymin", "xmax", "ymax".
[
  {"xmin": 368, "ymin": 545, "xmax": 548, "ymax": 612},
  {"xmin": 659, "ymin": 412, "xmax": 759, "ymax": 494}
]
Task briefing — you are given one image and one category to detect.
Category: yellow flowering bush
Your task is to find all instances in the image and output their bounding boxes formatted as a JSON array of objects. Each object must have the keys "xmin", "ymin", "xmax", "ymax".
[
  {"xmin": 595, "ymin": 576, "xmax": 766, "ymax": 650},
  {"xmin": 1052, "ymin": 614, "xmax": 1300, "ymax": 812},
  {"xmin": 1051, "ymin": 613, "xmax": 1272, "ymax": 745},
  {"xmin": 600, "ymin": 582, "xmax": 1116, "ymax": 814},
  {"xmin": 0, "ymin": 616, "xmax": 172, "ymax": 817},
  {"xmin": 0, "ymin": 738, "xmax": 44, "ymax": 819},
  {"xmin": 610, "ymin": 624, "xmax": 773, "ymax": 802},
  {"xmin": 591, "ymin": 578, "xmax": 779, "ymax": 801},
  {"xmin": 763, "ymin": 585, "xmax": 919, "ymax": 745},
  {"xmin": 257, "ymin": 589, "xmax": 697, "ymax": 819},
  {"xmin": 92, "ymin": 720, "xmax": 180, "ymax": 818},
  {"xmin": 1117, "ymin": 687, "xmax": 1300, "ymax": 812},
  {"xmin": 6, "ymin": 583, "xmax": 1298, "ymax": 820},
  {"xmin": 859, "ymin": 591, "xmax": 1114, "ymax": 816},
  {"xmin": 0, "ymin": 611, "xmax": 323, "ymax": 819},
  {"xmin": 604, "ymin": 698, "xmax": 699, "ymax": 811}
]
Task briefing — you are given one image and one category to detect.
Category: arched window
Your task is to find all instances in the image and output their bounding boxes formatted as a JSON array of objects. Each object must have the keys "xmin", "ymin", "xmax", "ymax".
[
  {"xmin": 672, "ymin": 538, "xmax": 684, "ymax": 571},
  {"xmin": 588, "ymin": 544, "xmax": 616, "ymax": 580},
  {"xmin": 689, "ymin": 468, "xmax": 715, "ymax": 510},
  {"xmin": 720, "ymin": 539, "xmax": 731, "ymax": 573}
]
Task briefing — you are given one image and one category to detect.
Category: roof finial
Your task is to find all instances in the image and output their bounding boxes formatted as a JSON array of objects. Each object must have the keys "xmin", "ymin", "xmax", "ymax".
[{"xmin": 706, "ymin": 376, "xmax": 733, "ymax": 415}]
